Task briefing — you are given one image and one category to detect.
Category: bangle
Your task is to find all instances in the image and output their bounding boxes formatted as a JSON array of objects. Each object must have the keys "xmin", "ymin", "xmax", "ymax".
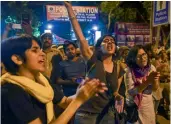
[
  {"xmin": 69, "ymin": 16, "xmax": 76, "ymax": 20},
  {"xmin": 114, "ymin": 92, "xmax": 119, "ymax": 98}
]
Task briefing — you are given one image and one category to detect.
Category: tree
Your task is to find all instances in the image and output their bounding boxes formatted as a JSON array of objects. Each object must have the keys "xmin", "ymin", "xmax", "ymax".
[
  {"xmin": 143, "ymin": 1, "xmax": 170, "ymax": 48},
  {"xmin": 100, "ymin": 1, "xmax": 137, "ymax": 32},
  {"xmin": 100, "ymin": 1, "xmax": 170, "ymax": 48},
  {"xmin": 1, "ymin": 1, "xmax": 42, "ymax": 37},
  {"xmin": 142, "ymin": 1, "xmax": 152, "ymax": 22}
]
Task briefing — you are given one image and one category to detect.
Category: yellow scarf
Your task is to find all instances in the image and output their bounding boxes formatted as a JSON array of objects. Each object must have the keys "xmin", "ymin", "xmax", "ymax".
[{"xmin": 1, "ymin": 73, "xmax": 55, "ymax": 123}]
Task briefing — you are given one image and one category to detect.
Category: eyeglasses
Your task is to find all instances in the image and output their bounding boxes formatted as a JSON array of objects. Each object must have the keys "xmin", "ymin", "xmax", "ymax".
[
  {"xmin": 103, "ymin": 39, "xmax": 115, "ymax": 44},
  {"xmin": 64, "ymin": 41, "xmax": 70, "ymax": 45},
  {"xmin": 43, "ymin": 37, "xmax": 52, "ymax": 40},
  {"xmin": 137, "ymin": 53, "xmax": 147, "ymax": 60}
]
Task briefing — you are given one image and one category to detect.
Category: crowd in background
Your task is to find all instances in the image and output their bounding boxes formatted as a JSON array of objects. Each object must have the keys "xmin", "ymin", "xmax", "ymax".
[{"xmin": 1, "ymin": 2, "xmax": 170, "ymax": 124}]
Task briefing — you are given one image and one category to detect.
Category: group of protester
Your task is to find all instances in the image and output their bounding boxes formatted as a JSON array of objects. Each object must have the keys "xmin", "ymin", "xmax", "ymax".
[{"xmin": 1, "ymin": 2, "xmax": 170, "ymax": 124}]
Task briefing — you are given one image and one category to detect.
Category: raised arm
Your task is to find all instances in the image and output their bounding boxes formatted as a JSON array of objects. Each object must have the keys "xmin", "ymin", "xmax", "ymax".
[
  {"xmin": 2, "ymin": 23, "xmax": 12, "ymax": 40},
  {"xmin": 22, "ymin": 22, "xmax": 33, "ymax": 36},
  {"xmin": 64, "ymin": 2, "xmax": 93, "ymax": 60}
]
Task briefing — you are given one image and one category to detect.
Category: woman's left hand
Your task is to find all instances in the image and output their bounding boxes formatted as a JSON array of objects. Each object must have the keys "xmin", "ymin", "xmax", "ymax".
[{"xmin": 115, "ymin": 94, "xmax": 124, "ymax": 113}]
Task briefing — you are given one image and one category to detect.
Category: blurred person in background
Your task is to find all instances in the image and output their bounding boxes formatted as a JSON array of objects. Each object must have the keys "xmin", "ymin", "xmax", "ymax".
[
  {"xmin": 57, "ymin": 45, "xmax": 68, "ymax": 60},
  {"xmin": 40, "ymin": 33, "xmax": 63, "ymax": 79},
  {"xmin": 55, "ymin": 41, "xmax": 86, "ymax": 96},
  {"xmin": 117, "ymin": 46, "xmax": 130, "ymax": 98},
  {"xmin": 153, "ymin": 50, "xmax": 170, "ymax": 120},
  {"xmin": 144, "ymin": 43, "xmax": 169, "ymax": 122}
]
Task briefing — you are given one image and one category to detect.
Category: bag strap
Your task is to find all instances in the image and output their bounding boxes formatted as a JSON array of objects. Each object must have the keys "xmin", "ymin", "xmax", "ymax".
[
  {"xmin": 96, "ymin": 61, "xmax": 118, "ymax": 124},
  {"xmin": 104, "ymin": 61, "xmax": 122, "ymax": 110},
  {"xmin": 104, "ymin": 61, "xmax": 124, "ymax": 124},
  {"xmin": 87, "ymin": 61, "xmax": 122, "ymax": 123},
  {"xmin": 116, "ymin": 61, "xmax": 121, "ymax": 79},
  {"xmin": 87, "ymin": 60, "xmax": 120, "ymax": 100},
  {"xmin": 86, "ymin": 63, "xmax": 96, "ymax": 77}
]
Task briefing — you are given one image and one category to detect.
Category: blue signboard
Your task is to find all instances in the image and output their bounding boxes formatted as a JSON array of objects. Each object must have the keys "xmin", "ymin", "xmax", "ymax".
[{"xmin": 153, "ymin": 1, "xmax": 170, "ymax": 26}]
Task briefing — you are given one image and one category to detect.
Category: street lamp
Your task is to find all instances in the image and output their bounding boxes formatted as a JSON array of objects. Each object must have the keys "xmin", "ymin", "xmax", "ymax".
[
  {"xmin": 92, "ymin": 26, "xmax": 98, "ymax": 31},
  {"xmin": 44, "ymin": 30, "xmax": 51, "ymax": 33},
  {"xmin": 47, "ymin": 24, "xmax": 53, "ymax": 29}
]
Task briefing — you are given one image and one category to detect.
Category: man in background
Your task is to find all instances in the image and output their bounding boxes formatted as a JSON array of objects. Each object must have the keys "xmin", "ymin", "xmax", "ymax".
[{"xmin": 56, "ymin": 41, "xmax": 86, "ymax": 96}]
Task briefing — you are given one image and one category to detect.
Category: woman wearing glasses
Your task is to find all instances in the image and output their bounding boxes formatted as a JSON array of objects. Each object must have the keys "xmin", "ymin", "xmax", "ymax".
[{"xmin": 125, "ymin": 45, "xmax": 160, "ymax": 124}]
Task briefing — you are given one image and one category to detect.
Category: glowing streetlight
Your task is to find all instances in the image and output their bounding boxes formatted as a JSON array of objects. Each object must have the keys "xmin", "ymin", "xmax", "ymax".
[
  {"xmin": 47, "ymin": 24, "xmax": 53, "ymax": 29},
  {"xmin": 44, "ymin": 30, "xmax": 51, "ymax": 33},
  {"xmin": 92, "ymin": 26, "xmax": 98, "ymax": 31}
]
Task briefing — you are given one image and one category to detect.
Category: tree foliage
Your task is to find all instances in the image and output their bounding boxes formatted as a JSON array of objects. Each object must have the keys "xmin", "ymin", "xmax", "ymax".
[
  {"xmin": 101, "ymin": 2, "xmax": 137, "ymax": 21},
  {"xmin": 100, "ymin": 1, "xmax": 137, "ymax": 31},
  {"xmin": 1, "ymin": 1, "xmax": 41, "ymax": 37},
  {"xmin": 142, "ymin": 1, "xmax": 170, "ymax": 47},
  {"xmin": 2, "ymin": 2, "xmax": 31, "ymax": 23},
  {"xmin": 142, "ymin": 1, "xmax": 152, "ymax": 21}
]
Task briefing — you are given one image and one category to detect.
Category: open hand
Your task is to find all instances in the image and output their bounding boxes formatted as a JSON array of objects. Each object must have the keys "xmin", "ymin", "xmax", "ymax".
[
  {"xmin": 153, "ymin": 72, "xmax": 160, "ymax": 81},
  {"xmin": 146, "ymin": 71, "xmax": 160, "ymax": 83},
  {"xmin": 76, "ymin": 78, "xmax": 108, "ymax": 103},
  {"xmin": 5, "ymin": 23, "xmax": 12, "ymax": 31},
  {"xmin": 115, "ymin": 94, "xmax": 124, "ymax": 113},
  {"xmin": 22, "ymin": 21, "xmax": 32, "ymax": 35}
]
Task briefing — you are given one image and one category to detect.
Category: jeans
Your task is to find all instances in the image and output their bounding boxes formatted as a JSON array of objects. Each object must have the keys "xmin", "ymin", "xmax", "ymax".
[{"xmin": 74, "ymin": 109, "xmax": 115, "ymax": 124}]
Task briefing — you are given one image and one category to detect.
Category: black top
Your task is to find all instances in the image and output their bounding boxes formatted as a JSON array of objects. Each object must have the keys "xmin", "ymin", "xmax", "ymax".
[
  {"xmin": 77, "ymin": 53, "xmax": 123, "ymax": 113},
  {"xmin": 1, "ymin": 82, "xmax": 64, "ymax": 124}
]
